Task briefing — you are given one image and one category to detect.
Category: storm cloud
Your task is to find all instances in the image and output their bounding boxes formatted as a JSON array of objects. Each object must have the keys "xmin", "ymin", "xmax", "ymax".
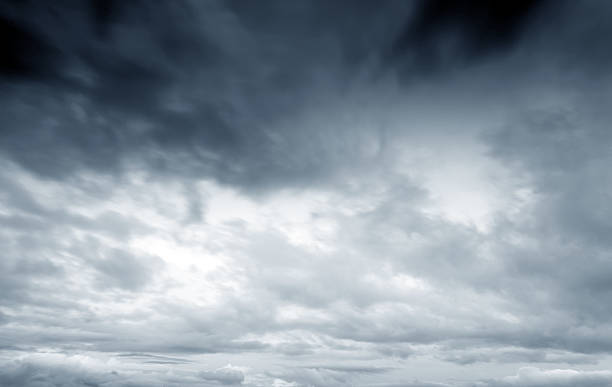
[{"xmin": 2, "ymin": 0, "xmax": 612, "ymax": 386}]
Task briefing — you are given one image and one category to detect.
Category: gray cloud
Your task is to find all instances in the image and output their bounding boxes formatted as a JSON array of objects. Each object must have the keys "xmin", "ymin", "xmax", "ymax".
[
  {"xmin": 0, "ymin": 360, "xmax": 131, "ymax": 387},
  {"xmin": 2, "ymin": 0, "xmax": 604, "ymax": 192},
  {"xmin": 0, "ymin": 355, "xmax": 251, "ymax": 387},
  {"xmin": 474, "ymin": 367, "xmax": 612, "ymax": 387},
  {"xmin": 3, "ymin": 1, "xmax": 612, "ymax": 386},
  {"xmin": 199, "ymin": 367, "xmax": 245, "ymax": 385},
  {"xmin": 0, "ymin": 0, "xmax": 402, "ymax": 190}
]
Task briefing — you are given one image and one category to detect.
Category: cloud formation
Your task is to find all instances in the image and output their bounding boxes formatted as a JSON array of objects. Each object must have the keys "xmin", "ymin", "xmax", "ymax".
[{"xmin": 2, "ymin": 0, "xmax": 612, "ymax": 386}]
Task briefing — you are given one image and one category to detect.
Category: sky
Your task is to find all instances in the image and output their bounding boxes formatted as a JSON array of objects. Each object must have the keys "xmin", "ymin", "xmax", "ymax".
[{"xmin": 2, "ymin": 1, "xmax": 612, "ymax": 386}]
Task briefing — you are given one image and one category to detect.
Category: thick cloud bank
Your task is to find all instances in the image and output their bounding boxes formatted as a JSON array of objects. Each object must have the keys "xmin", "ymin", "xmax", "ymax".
[{"xmin": 2, "ymin": 0, "xmax": 612, "ymax": 386}]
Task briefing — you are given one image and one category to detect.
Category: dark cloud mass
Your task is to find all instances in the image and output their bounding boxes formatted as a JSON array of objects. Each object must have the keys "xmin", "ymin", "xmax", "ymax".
[
  {"xmin": 391, "ymin": 0, "xmax": 548, "ymax": 74},
  {"xmin": 2, "ymin": 0, "xmax": 612, "ymax": 386}
]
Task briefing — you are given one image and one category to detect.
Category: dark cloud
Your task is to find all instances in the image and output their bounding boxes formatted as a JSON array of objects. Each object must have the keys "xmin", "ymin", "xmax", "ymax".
[
  {"xmin": 1, "ymin": 0, "xmax": 604, "ymax": 193},
  {"xmin": 391, "ymin": 0, "xmax": 549, "ymax": 75},
  {"xmin": 0, "ymin": 11, "xmax": 60, "ymax": 80},
  {"xmin": 0, "ymin": 1, "xmax": 396, "ymax": 190},
  {"xmin": 3, "ymin": 1, "xmax": 612, "ymax": 386}
]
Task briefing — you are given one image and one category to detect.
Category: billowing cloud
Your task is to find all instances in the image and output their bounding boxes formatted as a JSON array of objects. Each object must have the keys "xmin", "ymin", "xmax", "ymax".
[{"xmin": 2, "ymin": 0, "xmax": 612, "ymax": 386}]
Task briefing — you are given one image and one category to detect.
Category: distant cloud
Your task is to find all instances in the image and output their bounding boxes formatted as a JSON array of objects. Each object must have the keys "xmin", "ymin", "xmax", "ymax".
[
  {"xmin": 477, "ymin": 367, "xmax": 612, "ymax": 387},
  {"xmin": 199, "ymin": 365, "xmax": 245, "ymax": 385}
]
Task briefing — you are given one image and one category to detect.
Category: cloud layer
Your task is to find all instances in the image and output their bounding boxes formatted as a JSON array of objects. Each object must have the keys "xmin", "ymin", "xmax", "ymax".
[{"xmin": 2, "ymin": 0, "xmax": 612, "ymax": 386}]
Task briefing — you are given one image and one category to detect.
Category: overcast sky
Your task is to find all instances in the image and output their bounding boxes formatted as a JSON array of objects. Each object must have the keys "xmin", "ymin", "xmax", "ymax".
[{"xmin": 2, "ymin": 1, "xmax": 612, "ymax": 386}]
